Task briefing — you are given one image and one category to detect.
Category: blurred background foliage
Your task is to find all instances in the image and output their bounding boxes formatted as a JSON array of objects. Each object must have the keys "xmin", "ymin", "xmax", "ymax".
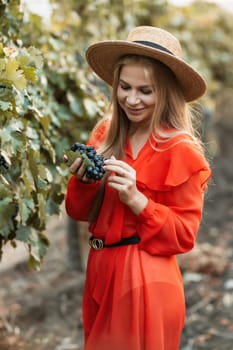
[{"xmin": 0, "ymin": 0, "xmax": 233, "ymax": 266}]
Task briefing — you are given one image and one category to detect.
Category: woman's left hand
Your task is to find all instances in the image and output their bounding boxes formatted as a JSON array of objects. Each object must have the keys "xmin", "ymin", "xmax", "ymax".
[{"xmin": 103, "ymin": 157, "xmax": 148, "ymax": 214}]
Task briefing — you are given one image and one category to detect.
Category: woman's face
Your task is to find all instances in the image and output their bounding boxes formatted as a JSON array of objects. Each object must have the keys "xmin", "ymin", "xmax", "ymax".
[{"xmin": 117, "ymin": 63, "xmax": 156, "ymax": 127}]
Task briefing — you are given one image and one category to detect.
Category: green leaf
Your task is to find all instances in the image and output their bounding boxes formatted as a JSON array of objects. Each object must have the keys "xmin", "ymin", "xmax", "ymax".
[
  {"xmin": 38, "ymin": 232, "xmax": 50, "ymax": 257},
  {"xmin": 63, "ymin": 149, "xmax": 93, "ymax": 167},
  {"xmin": 38, "ymin": 164, "xmax": 53, "ymax": 183},
  {"xmin": 0, "ymin": 182, "xmax": 11, "ymax": 197},
  {"xmin": 18, "ymin": 197, "xmax": 34, "ymax": 224},
  {"xmin": 27, "ymin": 231, "xmax": 49, "ymax": 270},
  {"xmin": 16, "ymin": 225, "xmax": 31, "ymax": 242},
  {"xmin": 37, "ymin": 176, "xmax": 47, "ymax": 190},
  {"xmin": 21, "ymin": 170, "xmax": 36, "ymax": 196},
  {"xmin": 46, "ymin": 197, "xmax": 62, "ymax": 215},
  {"xmin": 0, "ymin": 198, "xmax": 16, "ymax": 237}
]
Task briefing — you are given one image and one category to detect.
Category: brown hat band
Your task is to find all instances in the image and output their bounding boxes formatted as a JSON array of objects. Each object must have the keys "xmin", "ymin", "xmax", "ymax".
[{"xmin": 133, "ymin": 41, "xmax": 174, "ymax": 56}]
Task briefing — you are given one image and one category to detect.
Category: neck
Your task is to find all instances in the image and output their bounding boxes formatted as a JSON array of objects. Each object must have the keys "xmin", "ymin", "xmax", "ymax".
[{"xmin": 129, "ymin": 121, "xmax": 150, "ymax": 136}]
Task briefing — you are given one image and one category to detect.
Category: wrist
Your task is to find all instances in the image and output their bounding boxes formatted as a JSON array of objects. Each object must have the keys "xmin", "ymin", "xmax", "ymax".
[{"xmin": 127, "ymin": 191, "xmax": 148, "ymax": 215}]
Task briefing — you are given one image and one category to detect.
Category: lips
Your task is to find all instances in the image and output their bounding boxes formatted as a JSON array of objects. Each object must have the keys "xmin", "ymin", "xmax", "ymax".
[{"xmin": 126, "ymin": 107, "xmax": 144, "ymax": 115}]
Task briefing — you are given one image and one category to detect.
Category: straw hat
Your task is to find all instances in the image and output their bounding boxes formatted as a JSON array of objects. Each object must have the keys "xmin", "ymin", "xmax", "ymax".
[{"xmin": 86, "ymin": 26, "xmax": 206, "ymax": 102}]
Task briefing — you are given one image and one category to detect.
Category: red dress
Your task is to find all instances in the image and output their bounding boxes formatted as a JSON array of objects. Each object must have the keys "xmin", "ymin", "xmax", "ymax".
[{"xmin": 65, "ymin": 123, "xmax": 211, "ymax": 350}]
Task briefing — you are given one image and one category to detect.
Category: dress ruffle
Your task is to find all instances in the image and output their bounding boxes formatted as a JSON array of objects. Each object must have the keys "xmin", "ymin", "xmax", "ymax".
[{"xmin": 136, "ymin": 136, "xmax": 211, "ymax": 191}]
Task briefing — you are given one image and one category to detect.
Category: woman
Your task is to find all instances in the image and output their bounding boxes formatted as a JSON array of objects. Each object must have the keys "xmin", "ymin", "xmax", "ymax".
[{"xmin": 65, "ymin": 26, "xmax": 212, "ymax": 350}]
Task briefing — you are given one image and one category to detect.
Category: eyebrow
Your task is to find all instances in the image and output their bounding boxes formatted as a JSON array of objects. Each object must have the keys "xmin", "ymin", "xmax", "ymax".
[{"xmin": 119, "ymin": 79, "xmax": 153, "ymax": 89}]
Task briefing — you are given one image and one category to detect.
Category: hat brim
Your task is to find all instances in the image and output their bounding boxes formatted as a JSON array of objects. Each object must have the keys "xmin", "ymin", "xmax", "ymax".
[{"xmin": 86, "ymin": 40, "xmax": 206, "ymax": 102}]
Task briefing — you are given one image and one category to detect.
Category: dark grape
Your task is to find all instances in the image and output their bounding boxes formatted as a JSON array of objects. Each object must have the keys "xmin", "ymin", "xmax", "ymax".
[
  {"xmin": 68, "ymin": 143, "xmax": 105, "ymax": 180},
  {"xmin": 70, "ymin": 142, "xmax": 85, "ymax": 152},
  {"xmin": 86, "ymin": 151, "xmax": 95, "ymax": 159}
]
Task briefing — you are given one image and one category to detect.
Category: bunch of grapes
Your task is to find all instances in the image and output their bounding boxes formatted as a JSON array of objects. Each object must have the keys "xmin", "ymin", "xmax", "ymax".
[
  {"xmin": 64, "ymin": 143, "xmax": 105, "ymax": 180},
  {"xmin": 0, "ymin": 155, "xmax": 9, "ymax": 171}
]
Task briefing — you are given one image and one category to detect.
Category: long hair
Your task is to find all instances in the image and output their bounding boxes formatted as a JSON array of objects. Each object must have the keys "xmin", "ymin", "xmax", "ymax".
[
  {"xmin": 88, "ymin": 55, "xmax": 204, "ymax": 222},
  {"xmin": 95, "ymin": 54, "xmax": 203, "ymax": 160}
]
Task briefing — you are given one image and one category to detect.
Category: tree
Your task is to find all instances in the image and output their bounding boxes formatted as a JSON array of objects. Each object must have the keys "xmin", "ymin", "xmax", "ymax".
[{"xmin": 0, "ymin": 0, "xmax": 107, "ymax": 268}]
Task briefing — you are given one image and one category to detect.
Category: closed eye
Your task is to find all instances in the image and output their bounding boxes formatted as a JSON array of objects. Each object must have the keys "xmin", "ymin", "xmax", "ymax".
[
  {"xmin": 120, "ymin": 84, "xmax": 130, "ymax": 90},
  {"xmin": 119, "ymin": 80, "xmax": 153, "ymax": 95},
  {"xmin": 141, "ymin": 89, "xmax": 153, "ymax": 95}
]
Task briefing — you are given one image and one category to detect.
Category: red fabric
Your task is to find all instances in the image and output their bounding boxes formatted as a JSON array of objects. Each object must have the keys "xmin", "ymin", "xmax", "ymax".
[{"xmin": 65, "ymin": 123, "xmax": 212, "ymax": 350}]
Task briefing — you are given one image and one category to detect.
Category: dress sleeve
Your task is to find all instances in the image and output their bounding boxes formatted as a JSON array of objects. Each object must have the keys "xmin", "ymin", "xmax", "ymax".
[
  {"xmin": 136, "ymin": 140, "xmax": 212, "ymax": 256},
  {"xmin": 65, "ymin": 120, "xmax": 109, "ymax": 221},
  {"xmin": 65, "ymin": 177, "xmax": 101, "ymax": 221}
]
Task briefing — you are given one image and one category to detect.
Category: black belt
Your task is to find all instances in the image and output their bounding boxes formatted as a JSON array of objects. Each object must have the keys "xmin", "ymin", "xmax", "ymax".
[{"xmin": 89, "ymin": 235, "xmax": 140, "ymax": 250}]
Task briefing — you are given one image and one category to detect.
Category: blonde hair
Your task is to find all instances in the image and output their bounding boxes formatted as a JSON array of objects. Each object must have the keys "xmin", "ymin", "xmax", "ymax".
[{"xmin": 95, "ymin": 54, "xmax": 203, "ymax": 159}]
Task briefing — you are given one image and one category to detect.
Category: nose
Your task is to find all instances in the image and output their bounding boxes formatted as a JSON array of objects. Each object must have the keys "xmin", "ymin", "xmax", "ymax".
[{"xmin": 126, "ymin": 92, "xmax": 140, "ymax": 105}]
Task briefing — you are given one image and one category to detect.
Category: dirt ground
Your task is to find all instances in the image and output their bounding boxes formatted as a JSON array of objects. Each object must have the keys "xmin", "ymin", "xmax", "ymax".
[{"xmin": 0, "ymin": 197, "xmax": 233, "ymax": 350}]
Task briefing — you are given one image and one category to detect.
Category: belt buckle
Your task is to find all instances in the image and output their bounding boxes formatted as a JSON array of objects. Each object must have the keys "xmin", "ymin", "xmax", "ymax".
[{"xmin": 89, "ymin": 238, "xmax": 104, "ymax": 250}]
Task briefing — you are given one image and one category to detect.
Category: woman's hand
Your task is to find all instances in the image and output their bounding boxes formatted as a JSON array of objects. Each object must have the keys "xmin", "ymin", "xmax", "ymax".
[
  {"xmin": 63, "ymin": 155, "xmax": 95, "ymax": 184},
  {"xmin": 103, "ymin": 157, "xmax": 148, "ymax": 214}
]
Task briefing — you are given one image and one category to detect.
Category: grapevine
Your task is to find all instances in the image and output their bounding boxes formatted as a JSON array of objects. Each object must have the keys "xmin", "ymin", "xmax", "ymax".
[{"xmin": 64, "ymin": 143, "xmax": 105, "ymax": 180}]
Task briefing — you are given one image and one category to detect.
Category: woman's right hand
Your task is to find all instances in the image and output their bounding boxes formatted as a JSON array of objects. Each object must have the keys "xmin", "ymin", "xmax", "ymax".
[{"xmin": 64, "ymin": 155, "xmax": 95, "ymax": 183}]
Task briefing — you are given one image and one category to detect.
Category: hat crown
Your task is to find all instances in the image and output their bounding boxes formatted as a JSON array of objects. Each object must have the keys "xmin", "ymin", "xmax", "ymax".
[{"xmin": 127, "ymin": 26, "xmax": 182, "ymax": 58}]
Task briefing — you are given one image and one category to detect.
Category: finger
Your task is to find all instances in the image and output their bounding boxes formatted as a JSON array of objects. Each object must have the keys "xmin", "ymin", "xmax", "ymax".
[
  {"xmin": 69, "ymin": 157, "xmax": 82, "ymax": 173},
  {"xmin": 80, "ymin": 174, "xmax": 95, "ymax": 184},
  {"xmin": 104, "ymin": 158, "xmax": 128, "ymax": 168},
  {"xmin": 103, "ymin": 164, "xmax": 129, "ymax": 177},
  {"xmin": 108, "ymin": 174, "xmax": 128, "ymax": 184},
  {"xmin": 107, "ymin": 180, "xmax": 131, "ymax": 193},
  {"xmin": 77, "ymin": 161, "xmax": 88, "ymax": 177},
  {"xmin": 104, "ymin": 159, "xmax": 133, "ymax": 174},
  {"xmin": 63, "ymin": 155, "xmax": 68, "ymax": 162}
]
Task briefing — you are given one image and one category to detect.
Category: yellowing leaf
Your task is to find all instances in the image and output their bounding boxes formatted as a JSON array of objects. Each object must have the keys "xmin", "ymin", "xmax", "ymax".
[
  {"xmin": 13, "ymin": 74, "xmax": 27, "ymax": 90},
  {"xmin": 22, "ymin": 66, "xmax": 37, "ymax": 82},
  {"xmin": 28, "ymin": 252, "xmax": 41, "ymax": 271},
  {"xmin": 5, "ymin": 59, "xmax": 19, "ymax": 79},
  {"xmin": 5, "ymin": 59, "xmax": 26, "ymax": 90},
  {"xmin": 38, "ymin": 193, "xmax": 46, "ymax": 227},
  {"xmin": 0, "ymin": 183, "xmax": 11, "ymax": 198}
]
